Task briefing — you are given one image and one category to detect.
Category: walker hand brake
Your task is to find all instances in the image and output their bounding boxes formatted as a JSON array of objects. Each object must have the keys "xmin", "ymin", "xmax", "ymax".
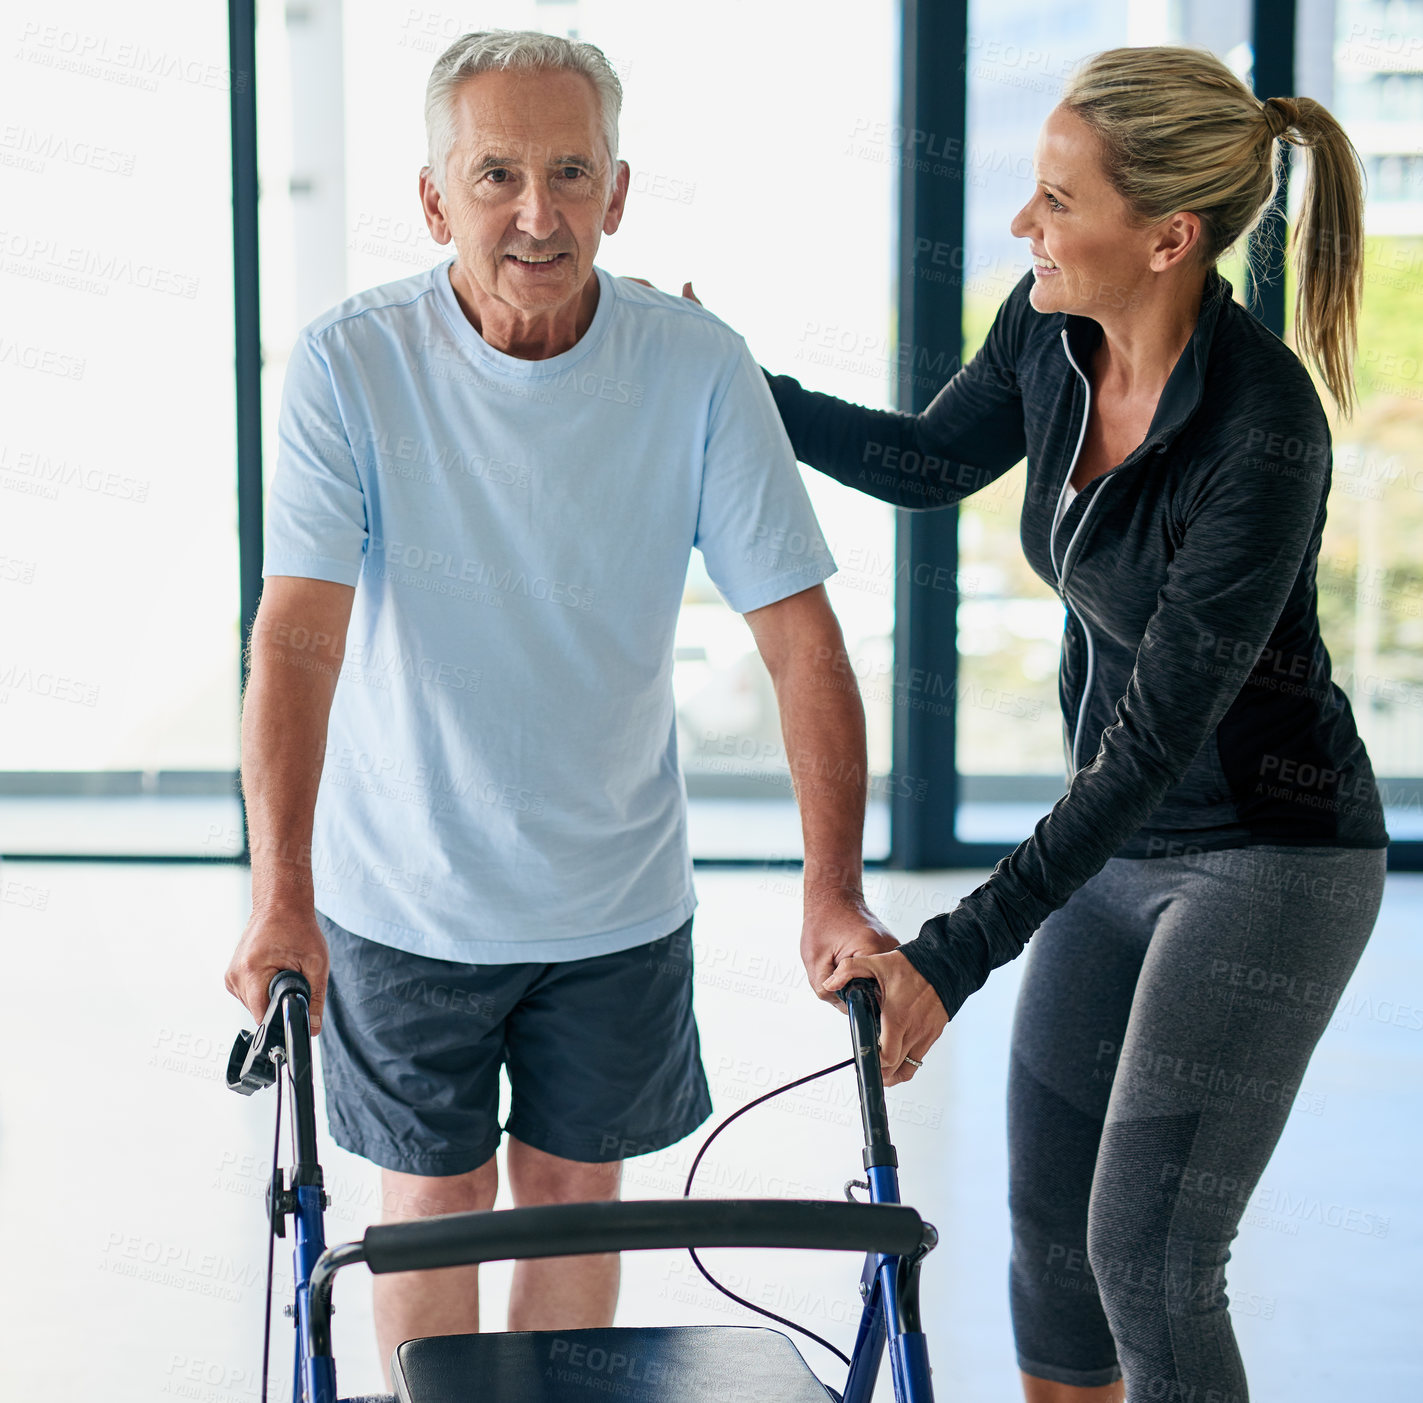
[{"xmin": 226, "ymin": 970, "xmax": 312, "ymax": 1095}]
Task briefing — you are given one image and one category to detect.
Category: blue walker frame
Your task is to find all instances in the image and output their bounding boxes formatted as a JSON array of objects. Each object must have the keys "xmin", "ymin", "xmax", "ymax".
[{"xmin": 228, "ymin": 973, "xmax": 937, "ymax": 1403}]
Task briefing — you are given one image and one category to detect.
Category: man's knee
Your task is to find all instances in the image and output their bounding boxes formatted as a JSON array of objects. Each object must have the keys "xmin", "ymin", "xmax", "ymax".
[
  {"xmin": 506, "ymin": 1136, "xmax": 623, "ymax": 1205},
  {"xmin": 380, "ymin": 1156, "xmax": 499, "ymax": 1222}
]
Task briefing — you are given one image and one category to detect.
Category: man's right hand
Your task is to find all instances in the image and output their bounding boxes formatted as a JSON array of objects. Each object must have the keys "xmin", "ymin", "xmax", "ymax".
[{"xmin": 225, "ymin": 909, "xmax": 331, "ymax": 1034}]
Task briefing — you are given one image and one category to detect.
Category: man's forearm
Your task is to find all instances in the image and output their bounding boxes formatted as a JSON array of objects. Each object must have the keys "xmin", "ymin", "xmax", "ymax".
[
  {"xmin": 242, "ymin": 616, "xmax": 345, "ymax": 916},
  {"xmin": 744, "ymin": 589, "xmax": 896, "ymax": 998},
  {"xmin": 761, "ymin": 621, "xmax": 870, "ymax": 903},
  {"xmin": 782, "ymin": 651, "xmax": 868, "ymax": 901}
]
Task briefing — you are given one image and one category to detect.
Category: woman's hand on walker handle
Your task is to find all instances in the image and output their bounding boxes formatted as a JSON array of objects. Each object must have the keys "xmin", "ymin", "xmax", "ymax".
[{"xmin": 822, "ymin": 950, "xmax": 949, "ymax": 1086}]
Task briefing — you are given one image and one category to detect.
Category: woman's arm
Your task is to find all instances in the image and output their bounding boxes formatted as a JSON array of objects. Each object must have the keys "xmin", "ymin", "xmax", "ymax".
[
  {"xmin": 767, "ymin": 272, "xmax": 1034, "ymax": 509},
  {"xmin": 900, "ymin": 401, "xmax": 1332, "ymax": 1019}
]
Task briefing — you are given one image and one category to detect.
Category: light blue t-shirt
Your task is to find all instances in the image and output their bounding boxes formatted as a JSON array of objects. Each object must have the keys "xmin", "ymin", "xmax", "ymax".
[{"xmin": 264, "ymin": 259, "xmax": 835, "ymax": 962}]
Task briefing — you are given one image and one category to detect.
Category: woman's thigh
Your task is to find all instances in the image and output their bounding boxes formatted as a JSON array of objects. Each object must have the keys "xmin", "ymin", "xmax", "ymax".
[
  {"xmin": 1009, "ymin": 858, "xmax": 1167, "ymax": 1121},
  {"xmin": 1099, "ymin": 844, "xmax": 1385, "ymax": 1143}
]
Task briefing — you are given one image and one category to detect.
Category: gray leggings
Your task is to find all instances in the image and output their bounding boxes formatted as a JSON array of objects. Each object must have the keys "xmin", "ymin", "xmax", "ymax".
[{"xmin": 1008, "ymin": 843, "xmax": 1386, "ymax": 1401}]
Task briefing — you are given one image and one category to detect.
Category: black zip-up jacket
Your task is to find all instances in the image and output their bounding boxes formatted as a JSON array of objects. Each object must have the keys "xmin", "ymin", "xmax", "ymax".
[{"xmin": 767, "ymin": 267, "xmax": 1389, "ymax": 1020}]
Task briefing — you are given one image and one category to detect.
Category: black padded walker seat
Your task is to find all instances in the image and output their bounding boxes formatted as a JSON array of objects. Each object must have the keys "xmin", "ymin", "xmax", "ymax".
[{"xmin": 393, "ymin": 1325, "xmax": 836, "ymax": 1402}]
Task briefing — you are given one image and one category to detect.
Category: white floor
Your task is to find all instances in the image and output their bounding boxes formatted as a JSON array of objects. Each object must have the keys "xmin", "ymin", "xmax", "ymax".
[{"xmin": 0, "ymin": 861, "xmax": 1418, "ymax": 1401}]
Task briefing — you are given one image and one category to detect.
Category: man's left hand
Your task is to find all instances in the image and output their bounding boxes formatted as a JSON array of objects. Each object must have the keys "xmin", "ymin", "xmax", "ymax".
[{"xmin": 801, "ymin": 891, "xmax": 899, "ymax": 1007}]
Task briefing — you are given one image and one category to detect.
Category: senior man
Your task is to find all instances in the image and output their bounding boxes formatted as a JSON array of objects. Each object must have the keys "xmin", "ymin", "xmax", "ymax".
[{"xmin": 224, "ymin": 29, "xmax": 892, "ymax": 1372}]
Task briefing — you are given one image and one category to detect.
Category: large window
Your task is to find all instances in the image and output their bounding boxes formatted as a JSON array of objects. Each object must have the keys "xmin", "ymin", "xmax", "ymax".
[
  {"xmin": 953, "ymin": 0, "xmax": 1423, "ymax": 850},
  {"xmin": 0, "ymin": 1, "xmax": 242, "ymax": 855},
  {"xmin": 1306, "ymin": 1, "xmax": 1423, "ymax": 838},
  {"xmin": 6, "ymin": 1, "xmax": 1419, "ymax": 867},
  {"xmin": 953, "ymin": 1, "xmax": 1254, "ymax": 839}
]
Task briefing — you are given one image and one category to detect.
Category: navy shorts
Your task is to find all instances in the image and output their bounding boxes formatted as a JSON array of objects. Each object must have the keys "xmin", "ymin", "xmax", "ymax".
[{"xmin": 315, "ymin": 912, "xmax": 712, "ymax": 1176}]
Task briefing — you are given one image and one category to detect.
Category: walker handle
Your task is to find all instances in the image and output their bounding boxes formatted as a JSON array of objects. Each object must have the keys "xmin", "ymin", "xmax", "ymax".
[
  {"xmin": 839, "ymin": 976, "xmax": 882, "ymax": 1012},
  {"xmin": 839, "ymin": 977, "xmax": 896, "ymax": 1171}
]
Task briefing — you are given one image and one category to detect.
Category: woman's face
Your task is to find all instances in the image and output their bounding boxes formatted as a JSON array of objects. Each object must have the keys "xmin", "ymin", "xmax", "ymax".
[{"xmin": 1009, "ymin": 104, "xmax": 1161, "ymax": 320}]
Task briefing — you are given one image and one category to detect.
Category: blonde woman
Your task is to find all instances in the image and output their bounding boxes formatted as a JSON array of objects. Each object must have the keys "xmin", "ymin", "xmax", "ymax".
[{"xmin": 759, "ymin": 47, "xmax": 1387, "ymax": 1403}]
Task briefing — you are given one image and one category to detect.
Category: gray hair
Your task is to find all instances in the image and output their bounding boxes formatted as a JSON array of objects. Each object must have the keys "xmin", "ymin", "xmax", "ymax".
[{"xmin": 424, "ymin": 30, "xmax": 623, "ymax": 196}]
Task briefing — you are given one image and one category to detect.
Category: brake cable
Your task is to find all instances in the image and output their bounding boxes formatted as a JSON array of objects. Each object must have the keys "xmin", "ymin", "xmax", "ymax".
[
  {"xmin": 682, "ymin": 1057, "xmax": 856, "ymax": 1367},
  {"xmin": 261, "ymin": 1049, "xmax": 284, "ymax": 1403}
]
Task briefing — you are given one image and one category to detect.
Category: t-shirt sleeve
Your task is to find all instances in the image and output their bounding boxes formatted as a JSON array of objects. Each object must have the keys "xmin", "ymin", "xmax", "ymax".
[
  {"xmin": 694, "ymin": 337, "xmax": 837, "ymax": 614},
  {"xmin": 262, "ymin": 330, "xmax": 368, "ymax": 586}
]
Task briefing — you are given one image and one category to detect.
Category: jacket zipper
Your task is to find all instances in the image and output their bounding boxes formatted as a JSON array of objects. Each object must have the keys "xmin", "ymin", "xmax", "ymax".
[{"xmin": 1052, "ymin": 329, "xmax": 1111, "ymax": 782}]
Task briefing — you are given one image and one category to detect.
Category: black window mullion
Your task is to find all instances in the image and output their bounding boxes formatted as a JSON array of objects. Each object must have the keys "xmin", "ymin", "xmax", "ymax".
[
  {"xmin": 891, "ymin": 0, "xmax": 973, "ymax": 869},
  {"xmin": 1246, "ymin": 0, "xmax": 1296, "ymax": 333},
  {"xmin": 230, "ymin": 0, "xmax": 263, "ymax": 862}
]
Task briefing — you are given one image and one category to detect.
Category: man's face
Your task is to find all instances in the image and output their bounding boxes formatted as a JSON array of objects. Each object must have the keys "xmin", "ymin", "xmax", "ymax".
[{"xmin": 420, "ymin": 66, "xmax": 628, "ymax": 327}]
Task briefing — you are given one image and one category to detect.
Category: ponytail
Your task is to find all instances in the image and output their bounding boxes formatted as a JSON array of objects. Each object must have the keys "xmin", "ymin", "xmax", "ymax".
[{"xmin": 1260, "ymin": 95, "xmax": 1367, "ymax": 417}]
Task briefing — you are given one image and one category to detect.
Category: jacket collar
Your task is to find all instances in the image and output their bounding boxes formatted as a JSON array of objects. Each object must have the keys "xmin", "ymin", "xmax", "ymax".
[{"xmin": 1060, "ymin": 267, "xmax": 1233, "ymax": 453}]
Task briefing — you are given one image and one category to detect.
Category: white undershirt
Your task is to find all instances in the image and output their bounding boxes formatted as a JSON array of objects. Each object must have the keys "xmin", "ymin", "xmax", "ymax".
[{"xmin": 1054, "ymin": 480, "xmax": 1079, "ymax": 536}]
